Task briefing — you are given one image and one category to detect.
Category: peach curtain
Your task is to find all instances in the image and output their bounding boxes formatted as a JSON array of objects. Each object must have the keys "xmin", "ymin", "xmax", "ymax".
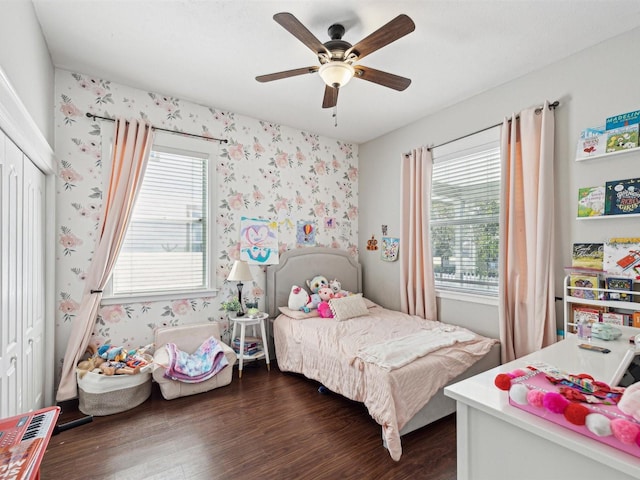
[
  {"xmin": 498, "ymin": 102, "xmax": 556, "ymax": 363},
  {"xmin": 56, "ymin": 118, "xmax": 154, "ymax": 401},
  {"xmin": 400, "ymin": 147, "xmax": 437, "ymax": 320}
]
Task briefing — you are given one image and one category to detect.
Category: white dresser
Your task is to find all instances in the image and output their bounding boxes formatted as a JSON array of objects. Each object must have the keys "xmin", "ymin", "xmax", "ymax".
[{"xmin": 445, "ymin": 328, "xmax": 640, "ymax": 480}]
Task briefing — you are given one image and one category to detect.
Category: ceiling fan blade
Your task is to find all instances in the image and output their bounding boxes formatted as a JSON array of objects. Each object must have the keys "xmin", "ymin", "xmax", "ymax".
[
  {"xmin": 274, "ymin": 12, "xmax": 330, "ymax": 56},
  {"xmin": 346, "ymin": 14, "xmax": 415, "ymax": 61},
  {"xmin": 322, "ymin": 85, "xmax": 338, "ymax": 109},
  {"xmin": 256, "ymin": 66, "xmax": 319, "ymax": 83},
  {"xmin": 354, "ymin": 66, "xmax": 411, "ymax": 91}
]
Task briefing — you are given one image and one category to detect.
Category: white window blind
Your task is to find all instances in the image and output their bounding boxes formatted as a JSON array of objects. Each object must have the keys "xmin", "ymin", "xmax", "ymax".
[
  {"xmin": 430, "ymin": 127, "xmax": 501, "ymax": 296},
  {"xmin": 106, "ymin": 131, "xmax": 217, "ymax": 300}
]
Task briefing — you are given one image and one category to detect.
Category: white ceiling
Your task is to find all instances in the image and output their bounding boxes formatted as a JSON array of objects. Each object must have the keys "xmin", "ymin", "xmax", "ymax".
[{"xmin": 32, "ymin": 0, "xmax": 640, "ymax": 144}]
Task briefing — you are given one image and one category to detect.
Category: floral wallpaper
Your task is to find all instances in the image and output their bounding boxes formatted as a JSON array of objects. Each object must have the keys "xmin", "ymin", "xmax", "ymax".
[{"xmin": 54, "ymin": 69, "xmax": 358, "ymax": 382}]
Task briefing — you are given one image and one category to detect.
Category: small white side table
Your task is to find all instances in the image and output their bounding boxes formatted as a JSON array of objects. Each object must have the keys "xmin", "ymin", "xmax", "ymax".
[{"xmin": 228, "ymin": 312, "xmax": 270, "ymax": 378}]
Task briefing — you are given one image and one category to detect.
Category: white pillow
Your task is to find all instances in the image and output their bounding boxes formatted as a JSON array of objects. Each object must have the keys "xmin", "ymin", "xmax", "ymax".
[
  {"xmin": 329, "ymin": 294, "xmax": 369, "ymax": 321},
  {"xmin": 278, "ymin": 306, "xmax": 319, "ymax": 320}
]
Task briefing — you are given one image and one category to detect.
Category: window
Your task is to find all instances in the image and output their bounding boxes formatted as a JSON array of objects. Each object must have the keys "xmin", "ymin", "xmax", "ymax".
[
  {"xmin": 105, "ymin": 131, "xmax": 218, "ymax": 301},
  {"xmin": 430, "ymin": 127, "xmax": 500, "ymax": 296}
]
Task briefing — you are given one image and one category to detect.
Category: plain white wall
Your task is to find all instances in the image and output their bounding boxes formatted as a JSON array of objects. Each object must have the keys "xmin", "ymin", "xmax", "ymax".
[
  {"xmin": 0, "ymin": 0, "xmax": 54, "ymax": 145},
  {"xmin": 359, "ymin": 27, "xmax": 640, "ymax": 340}
]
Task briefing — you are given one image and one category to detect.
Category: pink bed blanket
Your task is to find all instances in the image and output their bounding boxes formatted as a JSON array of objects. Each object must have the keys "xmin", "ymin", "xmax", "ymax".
[{"xmin": 274, "ymin": 304, "xmax": 498, "ymax": 460}]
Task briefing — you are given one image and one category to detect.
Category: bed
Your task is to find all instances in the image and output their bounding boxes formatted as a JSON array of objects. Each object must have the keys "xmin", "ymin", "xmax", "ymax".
[{"xmin": 266, "ymin": 247, "xmax": 501, "ymax": 460}]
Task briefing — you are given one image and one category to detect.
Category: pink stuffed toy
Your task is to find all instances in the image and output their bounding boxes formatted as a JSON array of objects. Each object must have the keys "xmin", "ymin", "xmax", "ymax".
[
  {"xmin": 618, "ymin": 381, "xmax": 640, "ymax": 422},
  {"xmin": 318, "ymin": 287, "xmax": 334, "ymax": 301},
  {"xmin": 318, "ymin": 301, "xmax": 333, "ymax": 318}
]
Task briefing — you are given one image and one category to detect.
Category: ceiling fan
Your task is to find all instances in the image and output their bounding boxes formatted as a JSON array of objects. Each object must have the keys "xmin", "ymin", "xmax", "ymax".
[{"xmin": 256, "ymin": 12, "xmax": 415, "ymax": 109}]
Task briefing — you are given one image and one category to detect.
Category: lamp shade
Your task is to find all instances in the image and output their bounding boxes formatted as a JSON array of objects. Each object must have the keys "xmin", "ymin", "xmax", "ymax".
[
  {"xmin": 227, "ymin": 260, "xmax": 253, "ymax": 282},
  {"xmin": 319, "ymin": 61, "xmax": 355, "ymax": 88}
]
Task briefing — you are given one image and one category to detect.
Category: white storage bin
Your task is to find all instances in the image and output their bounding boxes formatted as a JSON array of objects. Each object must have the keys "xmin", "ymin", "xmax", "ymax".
[{"xmin": 77, "ymin": 370, "xmax": 151, "ymax": 416}]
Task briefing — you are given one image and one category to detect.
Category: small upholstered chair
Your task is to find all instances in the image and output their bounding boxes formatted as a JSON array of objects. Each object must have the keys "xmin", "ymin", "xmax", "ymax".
[{"xmin": 153, "ymin": 322, "xmax": 236, "ymax": 400}]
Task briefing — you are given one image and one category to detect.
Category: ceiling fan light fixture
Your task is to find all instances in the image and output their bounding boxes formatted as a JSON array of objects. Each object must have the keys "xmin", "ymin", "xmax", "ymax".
[{"xmin": 319, "ymin": 61, "xmax": 355, "ymax": 88}]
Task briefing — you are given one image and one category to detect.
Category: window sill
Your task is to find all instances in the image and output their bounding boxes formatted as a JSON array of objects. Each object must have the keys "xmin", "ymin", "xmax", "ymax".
[
  {"xmin": 435, "ymin": 289, "xmax": 498, "ymax": 306},
  {"xmin": 101, "ymin": 288, "xmax": 220, "ymax": 306}
]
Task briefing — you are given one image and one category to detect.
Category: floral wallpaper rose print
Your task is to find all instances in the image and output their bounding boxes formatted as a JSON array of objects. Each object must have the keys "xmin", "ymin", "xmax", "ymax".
[{"xmin": 54, "ymin": 69, "xmax": 358, "ymax": 382}]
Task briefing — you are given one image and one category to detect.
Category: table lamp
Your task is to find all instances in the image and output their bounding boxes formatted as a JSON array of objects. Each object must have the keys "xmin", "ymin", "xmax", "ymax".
[{"xmin": 227, "ymin": 260, "xmax": 253, "ymax": 317}]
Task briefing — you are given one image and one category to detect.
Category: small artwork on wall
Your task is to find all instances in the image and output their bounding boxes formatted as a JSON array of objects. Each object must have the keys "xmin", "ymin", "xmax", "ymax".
[
  {"xmin": 296, "ymin": 220, "xmax": 316, "ymax": 246},
  {"xmin": 324, "ymin": 217, "xmax": 336, "ymax": 229},
  {"xmin": 366, "ymin": 235, "xmax": 378, "ymax": 251},
  {"xmin": 381, "ymin": 237, "xmax": 399, "ymax": 262},
  {"xmin": 240, "ymin": 216, "xmax": 279, "ymax": 265}
]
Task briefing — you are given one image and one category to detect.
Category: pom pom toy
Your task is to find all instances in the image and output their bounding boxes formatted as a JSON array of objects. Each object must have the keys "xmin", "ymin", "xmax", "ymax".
[
  {"xmin": 610, "ymin": 418, "xmax": 640, "ymax": 445},
  {"xmin": 508, "ymin": 384, "xmax": 529, "ymax": 405},
  {"xmin": 543, "ymin": 392, "xmax": 569, "ymax": 414},
  {"xmin": 564, "ymin": 403, "xmax": 589, "ymax": 426},
  {"xmin": 493, "ymin": 369, "xmax": 529, "ymax": 391},
  {"xmin": 317, "ymin": 301, "xmax": 333, "ymax": 318},
  {"xmin": 526, "ymin": 389, "xmax": 545, "ymax": 408},
  {"xmin": 585, "ymin": 413, "xmax": 612, "ymax": 437},
  {"xmin": 494, "ymin": 373, "xmax": 512, "ymax": 391}
]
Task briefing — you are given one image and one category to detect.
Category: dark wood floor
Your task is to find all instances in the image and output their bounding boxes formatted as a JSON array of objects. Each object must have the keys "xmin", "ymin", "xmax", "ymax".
[{"xmin": 41, "ymin": 362, "xmax": 457, "ymax": 480}]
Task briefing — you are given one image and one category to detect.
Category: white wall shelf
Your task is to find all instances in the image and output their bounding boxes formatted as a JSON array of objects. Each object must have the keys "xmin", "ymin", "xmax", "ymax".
[
  {"xmin": 576, "ymin": 213, "xmax": 640, "ymax": 220},
  {"xmin": 576, "ymin": 145, "xmax": 640, "ymax": 162}
]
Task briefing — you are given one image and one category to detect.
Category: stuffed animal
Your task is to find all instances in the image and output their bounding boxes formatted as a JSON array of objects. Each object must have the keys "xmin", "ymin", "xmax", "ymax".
[
  {"xmin": 329, "ymin": 278, "xmax": 350, "ymax": 298},
  {"xmin": 305, "ymin": 275, "xmax": 329, "ymax": 310},
  {"xmin": 618, "ymin": 381, "xmax": 640, "ymax": 421},
  {"xmin": 307, "ymin": 286, "xmax": 334, "ymax": 311},
  {"xmin": 76, "ymin": 355, "xmax": 105, "ymax": 378},
  {"xmin": 317, "ymin": 301, "xmax": 333, "ymax": 318},
  {"xmin": 318, "ymin": 286, "xmax": 334, "ymax": 301},
  {"xmin": 307, "ymin": 275, "xmax": 329, "ymax": 295},
  {"xmin": 288, "ymin": 285, "xmax": 311, "ymax": 312},
  {"xmin": 98, "ymin": 344, "xmax": 127, "ymax": 362}
]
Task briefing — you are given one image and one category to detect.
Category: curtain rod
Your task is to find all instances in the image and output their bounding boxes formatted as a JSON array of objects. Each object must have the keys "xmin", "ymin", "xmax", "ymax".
[
  {"xmin": 404, "ymin": 100, "xmax": 559, "ymax": 156},
  {"xmin": 85, "ymin": 113, "xmax": 228, "ymax": 144}
]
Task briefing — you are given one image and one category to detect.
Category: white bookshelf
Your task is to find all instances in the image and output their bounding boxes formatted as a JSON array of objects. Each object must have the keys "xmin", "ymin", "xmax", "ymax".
[{"xmin": 563, "ymin": 275, "xmax": 640, "ymax": 336}]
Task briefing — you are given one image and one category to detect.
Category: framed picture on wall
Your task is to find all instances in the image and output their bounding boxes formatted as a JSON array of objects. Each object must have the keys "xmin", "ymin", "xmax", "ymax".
[{"xmin": 381, "ymin": 237, "xmax": 399, "ymax": 262}]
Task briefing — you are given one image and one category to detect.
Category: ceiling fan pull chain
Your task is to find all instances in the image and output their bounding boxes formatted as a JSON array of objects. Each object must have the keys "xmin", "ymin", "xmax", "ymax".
[{"xmin": 333, "ymin": 105, "xmax": 338, "ymax": 127}]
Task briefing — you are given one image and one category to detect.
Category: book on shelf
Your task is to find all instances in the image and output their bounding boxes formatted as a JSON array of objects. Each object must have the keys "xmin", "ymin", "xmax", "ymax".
[
  {"xmin": 603, "ymin": 238, "xmax": 640, "ymax": 279},
  {"xmin": 604, "ymin": 177, "xmax": 640, "ymax": 216},
  {"xmin": 571, "ymin": 243, "xmax": 604, "ymax": 270},
  {"xmin": 571, "ymin": 305, "xmax": 603, "ymax": 328},
  {"xmin": 602, "ymin": 311, "xmax": 626, "ymax": 326},
  {"xmin": 577, "ymin": 186, "xmax": 605, "ymax": 217},
  {"xmin": 569, "ymin": 274, "xmax": 600, "ymax": 300},
  {"xmin": 232, "ymin": 336, "xmax": 263, "ymax": 355},
  {"xmin": 605, "ymin": 109, "xmax": 640, "ymax": 130},
  {"xmin": 605, "ymin": 124, "xmax": 639, "ymax": 153},
  {"xmin": 575, "ymin": 126, "xmax": 606, "ymax": 158},
  {"xmin": 633, "ymin": 312, "xmax": 640, "ymax": 329},
  {"xmin": 605, "ymin": 277, "xmax": 633, "ymax": 301}
]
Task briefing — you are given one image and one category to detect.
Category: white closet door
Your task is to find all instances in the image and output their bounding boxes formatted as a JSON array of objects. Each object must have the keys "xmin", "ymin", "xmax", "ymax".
[
  {"xmin": 22, "ymin": 158, "xmax": 45, "ymax": 412},
  {"xmin": 0, "ymin": 130, "xmax": 24, "ymax": 418}
]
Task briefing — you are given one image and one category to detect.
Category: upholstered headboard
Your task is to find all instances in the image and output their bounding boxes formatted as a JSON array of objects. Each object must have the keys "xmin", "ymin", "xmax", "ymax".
[{"xmin": 266, "ymin": 247, "xmax": 362, "ymax": 318}]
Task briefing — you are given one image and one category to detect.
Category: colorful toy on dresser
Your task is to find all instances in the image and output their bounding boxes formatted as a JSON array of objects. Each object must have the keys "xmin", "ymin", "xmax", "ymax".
[{"xmin": 495, "ymin": 363, "xmax": 640, "ymax": 457}]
